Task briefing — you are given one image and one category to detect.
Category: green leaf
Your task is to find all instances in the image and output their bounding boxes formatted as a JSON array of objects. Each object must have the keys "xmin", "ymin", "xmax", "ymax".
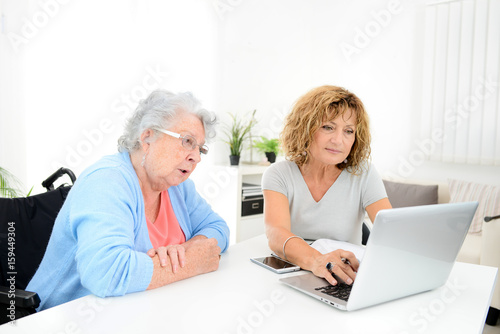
[
  {"xmin": 253, "ymin": 136, "xmax": 280, "ymax": 155},
  {"xmin": 0, "ymin": 166, "xmax": 25, "ymax": 198},
  {"xmin": 223, "ymin": 110, "xmax": 257, "ymax": 156}
]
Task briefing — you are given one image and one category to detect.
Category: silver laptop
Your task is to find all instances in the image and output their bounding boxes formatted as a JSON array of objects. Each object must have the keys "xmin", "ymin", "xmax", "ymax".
[{"xmin": 279, "ymin": 202, "xmax": 478, "ymax": 311}]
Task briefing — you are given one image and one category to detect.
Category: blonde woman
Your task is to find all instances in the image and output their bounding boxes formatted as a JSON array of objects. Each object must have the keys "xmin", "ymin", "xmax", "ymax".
[{"xmin": 262, "ymin": 85, "xmax": 391, "ymax": 286}]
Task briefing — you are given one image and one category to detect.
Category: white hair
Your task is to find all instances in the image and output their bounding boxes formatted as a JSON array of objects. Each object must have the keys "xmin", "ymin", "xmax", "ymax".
[{"xmin": 118, "ymin": 90, "xmax": 217, "ymax": 152}]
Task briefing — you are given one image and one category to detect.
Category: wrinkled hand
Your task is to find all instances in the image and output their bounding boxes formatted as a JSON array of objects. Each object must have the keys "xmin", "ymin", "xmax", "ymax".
[
  {"xmin": 183, "ymin": 237, "xmax": 221, "ymax": 275},
  {"xmin": 147, "ymin": 244, "xmax": 186, "ymax": 273},
  {"xmin": 311, "ymin": 249, "xmax": 359, "ymax": 286}
]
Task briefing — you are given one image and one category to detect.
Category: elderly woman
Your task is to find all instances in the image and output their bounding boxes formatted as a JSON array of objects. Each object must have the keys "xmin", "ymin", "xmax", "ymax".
[
  {"xmin": 262, "ymin": 85, "xmax": 391, "ymax": 287},
  {"xmin": 27, "ymin": 90, "xmax": 229, "ymax": 310}
]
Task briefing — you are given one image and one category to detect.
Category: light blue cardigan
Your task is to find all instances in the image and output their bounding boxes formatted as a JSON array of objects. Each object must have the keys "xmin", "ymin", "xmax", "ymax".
[{"xmin": 27, "ymin": 151, "xmax": 230, "ymax": 311}]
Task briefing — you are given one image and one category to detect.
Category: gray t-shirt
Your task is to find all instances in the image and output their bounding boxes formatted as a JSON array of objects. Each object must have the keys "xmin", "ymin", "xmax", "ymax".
[{"xmin": 262, "ymin": 160, "xmax": 387, "ymax": 245}]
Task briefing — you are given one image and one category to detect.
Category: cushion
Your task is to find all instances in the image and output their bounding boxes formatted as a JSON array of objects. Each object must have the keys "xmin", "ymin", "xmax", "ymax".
[
  {"xmin": 383, "ymin": 180, "xmax": 438, "ymax": 209},
  {"xmin": 448, "ymin": 179, "xmax": 500, "ymax": 234}
]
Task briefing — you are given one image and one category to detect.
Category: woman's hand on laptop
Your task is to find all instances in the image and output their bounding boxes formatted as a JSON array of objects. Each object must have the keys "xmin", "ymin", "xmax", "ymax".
[{"xmin": 312, "ymin": 250, "xmax": 359, "ymax": 286}]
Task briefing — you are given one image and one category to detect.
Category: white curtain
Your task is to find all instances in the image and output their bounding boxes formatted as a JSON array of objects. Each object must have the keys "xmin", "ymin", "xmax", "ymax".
[{"xmin": 421, "ymin": 0, "xmax": 500, "ymax": 165}]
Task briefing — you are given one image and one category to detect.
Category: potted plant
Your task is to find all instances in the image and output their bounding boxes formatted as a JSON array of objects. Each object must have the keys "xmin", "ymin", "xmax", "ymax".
[
  {"xmin": 0, "ymin": 166, "xmax": 25, "ymax": 198},
  {"xmin": 253, "ymin": 136, "xmax": 280, "ymax": 163},
  {"xmin": 223, "ymin": 111, "xmax": 257, "ymax": 165}
]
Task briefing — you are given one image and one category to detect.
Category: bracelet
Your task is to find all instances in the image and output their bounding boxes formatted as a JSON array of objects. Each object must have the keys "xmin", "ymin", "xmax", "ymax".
[{"xmin": 282, "ymin": 235, "xmax": 304, "ymax": 261}]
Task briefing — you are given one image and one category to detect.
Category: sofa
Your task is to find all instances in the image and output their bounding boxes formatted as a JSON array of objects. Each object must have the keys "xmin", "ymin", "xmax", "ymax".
[{"xmin": 379, "ymin": 178, "xmax": 500, "ymax": 325}]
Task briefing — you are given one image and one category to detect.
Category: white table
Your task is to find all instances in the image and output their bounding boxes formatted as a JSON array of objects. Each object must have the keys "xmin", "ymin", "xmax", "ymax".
[{"xmin": 2, "ymin": 235, "xmax": 497, "ymax": 334}]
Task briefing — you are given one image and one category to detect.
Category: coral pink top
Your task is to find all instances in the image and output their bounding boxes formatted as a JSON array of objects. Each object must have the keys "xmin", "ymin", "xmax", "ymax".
[{"xmin": 146, "ymin": 191, "xmax": 186, "ymax": 249}]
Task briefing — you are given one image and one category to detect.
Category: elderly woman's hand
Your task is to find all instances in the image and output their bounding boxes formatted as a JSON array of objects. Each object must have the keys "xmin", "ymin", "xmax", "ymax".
[
  {"xmin": 147, "ymin": 245, "xmax": 186, "ymax": 273},
  {"xmin": 146, "ymin": 237, "xmax": 222, "ymax": 290},
  {"xmin": 183, "ymin": 237, "xmax": 221, "ymax": 275},
  {"xmin": 311, "ymin": 249, "xmax": 359, "ymax": 286}
]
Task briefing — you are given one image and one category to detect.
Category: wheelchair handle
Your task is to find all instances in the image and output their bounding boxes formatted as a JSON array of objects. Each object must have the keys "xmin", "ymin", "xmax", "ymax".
[
  {"xmin": 41, "ymin": 167, "xmax": 76, "ymax": 191},
  {"xmin": 484, "ymin": 215, "xmax": 500, "ymax": 223}
]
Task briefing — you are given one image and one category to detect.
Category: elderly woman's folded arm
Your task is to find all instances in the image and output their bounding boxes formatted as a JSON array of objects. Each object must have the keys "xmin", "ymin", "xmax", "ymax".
[
  {"xmin": 70, "ymin": 171, "xmax": 229, "ymax": 296},
  {"xmin": 147, "ymin": 236, "xmax": 221, "ymax": 290},
  {"xmin": 69, "ymin": 171, "xmax": 153, "ymax": 297}
]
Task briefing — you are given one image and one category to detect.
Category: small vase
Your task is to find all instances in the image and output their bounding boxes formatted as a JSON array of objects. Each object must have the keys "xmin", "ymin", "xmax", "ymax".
[
  {"xmin": 265, "ymin": 152, "xmax": 276, "ymax": 163},
  {"xmin": 229, "ymin": 155, "xmax": 240, "ymax": 166}
]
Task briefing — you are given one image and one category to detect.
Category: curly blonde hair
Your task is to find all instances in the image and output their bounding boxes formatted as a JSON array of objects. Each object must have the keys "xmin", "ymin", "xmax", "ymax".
[{"xmin": 280, "ymin": 85, "xmax": 371, "ymax": 174}]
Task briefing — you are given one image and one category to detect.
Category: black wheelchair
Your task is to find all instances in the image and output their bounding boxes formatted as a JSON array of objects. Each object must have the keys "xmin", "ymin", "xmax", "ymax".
[{"xmin": 0, "ymin": 167, "xmax": 75, "ymax": 324}]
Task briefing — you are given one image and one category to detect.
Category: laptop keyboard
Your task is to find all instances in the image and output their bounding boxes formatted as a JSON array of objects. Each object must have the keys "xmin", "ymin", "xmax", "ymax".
[{"xmin": 315, "ymin": 282, "xmax": 352, "ymax": 301}]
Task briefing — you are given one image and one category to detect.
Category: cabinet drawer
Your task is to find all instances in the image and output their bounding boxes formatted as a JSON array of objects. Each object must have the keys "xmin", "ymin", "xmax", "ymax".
[{"xmin": 241, "ymin": 197, "xmax": 264, "ymax": 216}]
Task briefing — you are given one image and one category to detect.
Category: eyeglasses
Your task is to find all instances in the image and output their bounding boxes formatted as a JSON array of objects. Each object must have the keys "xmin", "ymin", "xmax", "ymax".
[{"xmin": 154, "ymin": 128, "xmax": 209, "ymax": 155}]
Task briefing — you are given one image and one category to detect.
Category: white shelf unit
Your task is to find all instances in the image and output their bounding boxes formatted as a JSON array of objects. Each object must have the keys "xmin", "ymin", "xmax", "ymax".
[{"xmin": 193, "ymin": 164, "xmax": 268, "ymax": 245}]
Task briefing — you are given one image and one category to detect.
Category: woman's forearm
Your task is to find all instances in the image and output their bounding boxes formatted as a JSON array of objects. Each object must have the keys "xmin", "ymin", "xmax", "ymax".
[
  {"xmin": 147, "ymin": 237, "xmax": 220, "ymax": 290},
  {"xmin": 266, "ymin": 226, "xmax": 320, "ymax": 270}
]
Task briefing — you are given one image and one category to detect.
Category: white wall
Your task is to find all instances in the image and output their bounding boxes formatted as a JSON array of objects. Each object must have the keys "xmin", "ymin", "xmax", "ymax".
[
  {"xmin": 215, "ymin": 0, "xmax": 419, "ymax": 169},
  {"xmin": 214, "ymin": 0, "xmax": 500, "ymax": 186},
  {"xmin": 0, "ymin": 0, "xmax": 219, "ymax": 194},
  {"xmin": 0, "ymin": 0, "xmax": 499, "ymax": 196},
  {"xmin": 0, "ymin": 0, "xmax": 27, "ymax": 187}
]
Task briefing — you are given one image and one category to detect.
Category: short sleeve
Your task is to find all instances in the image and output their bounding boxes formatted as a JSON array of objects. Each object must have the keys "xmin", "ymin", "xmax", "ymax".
[
  {"xmin": 261, "ymin": 162, "xmax": 291, "ymax": 197},
  {"xmin": 361, "ymin": 165, "xmax": 388, "ymax": 209}
]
